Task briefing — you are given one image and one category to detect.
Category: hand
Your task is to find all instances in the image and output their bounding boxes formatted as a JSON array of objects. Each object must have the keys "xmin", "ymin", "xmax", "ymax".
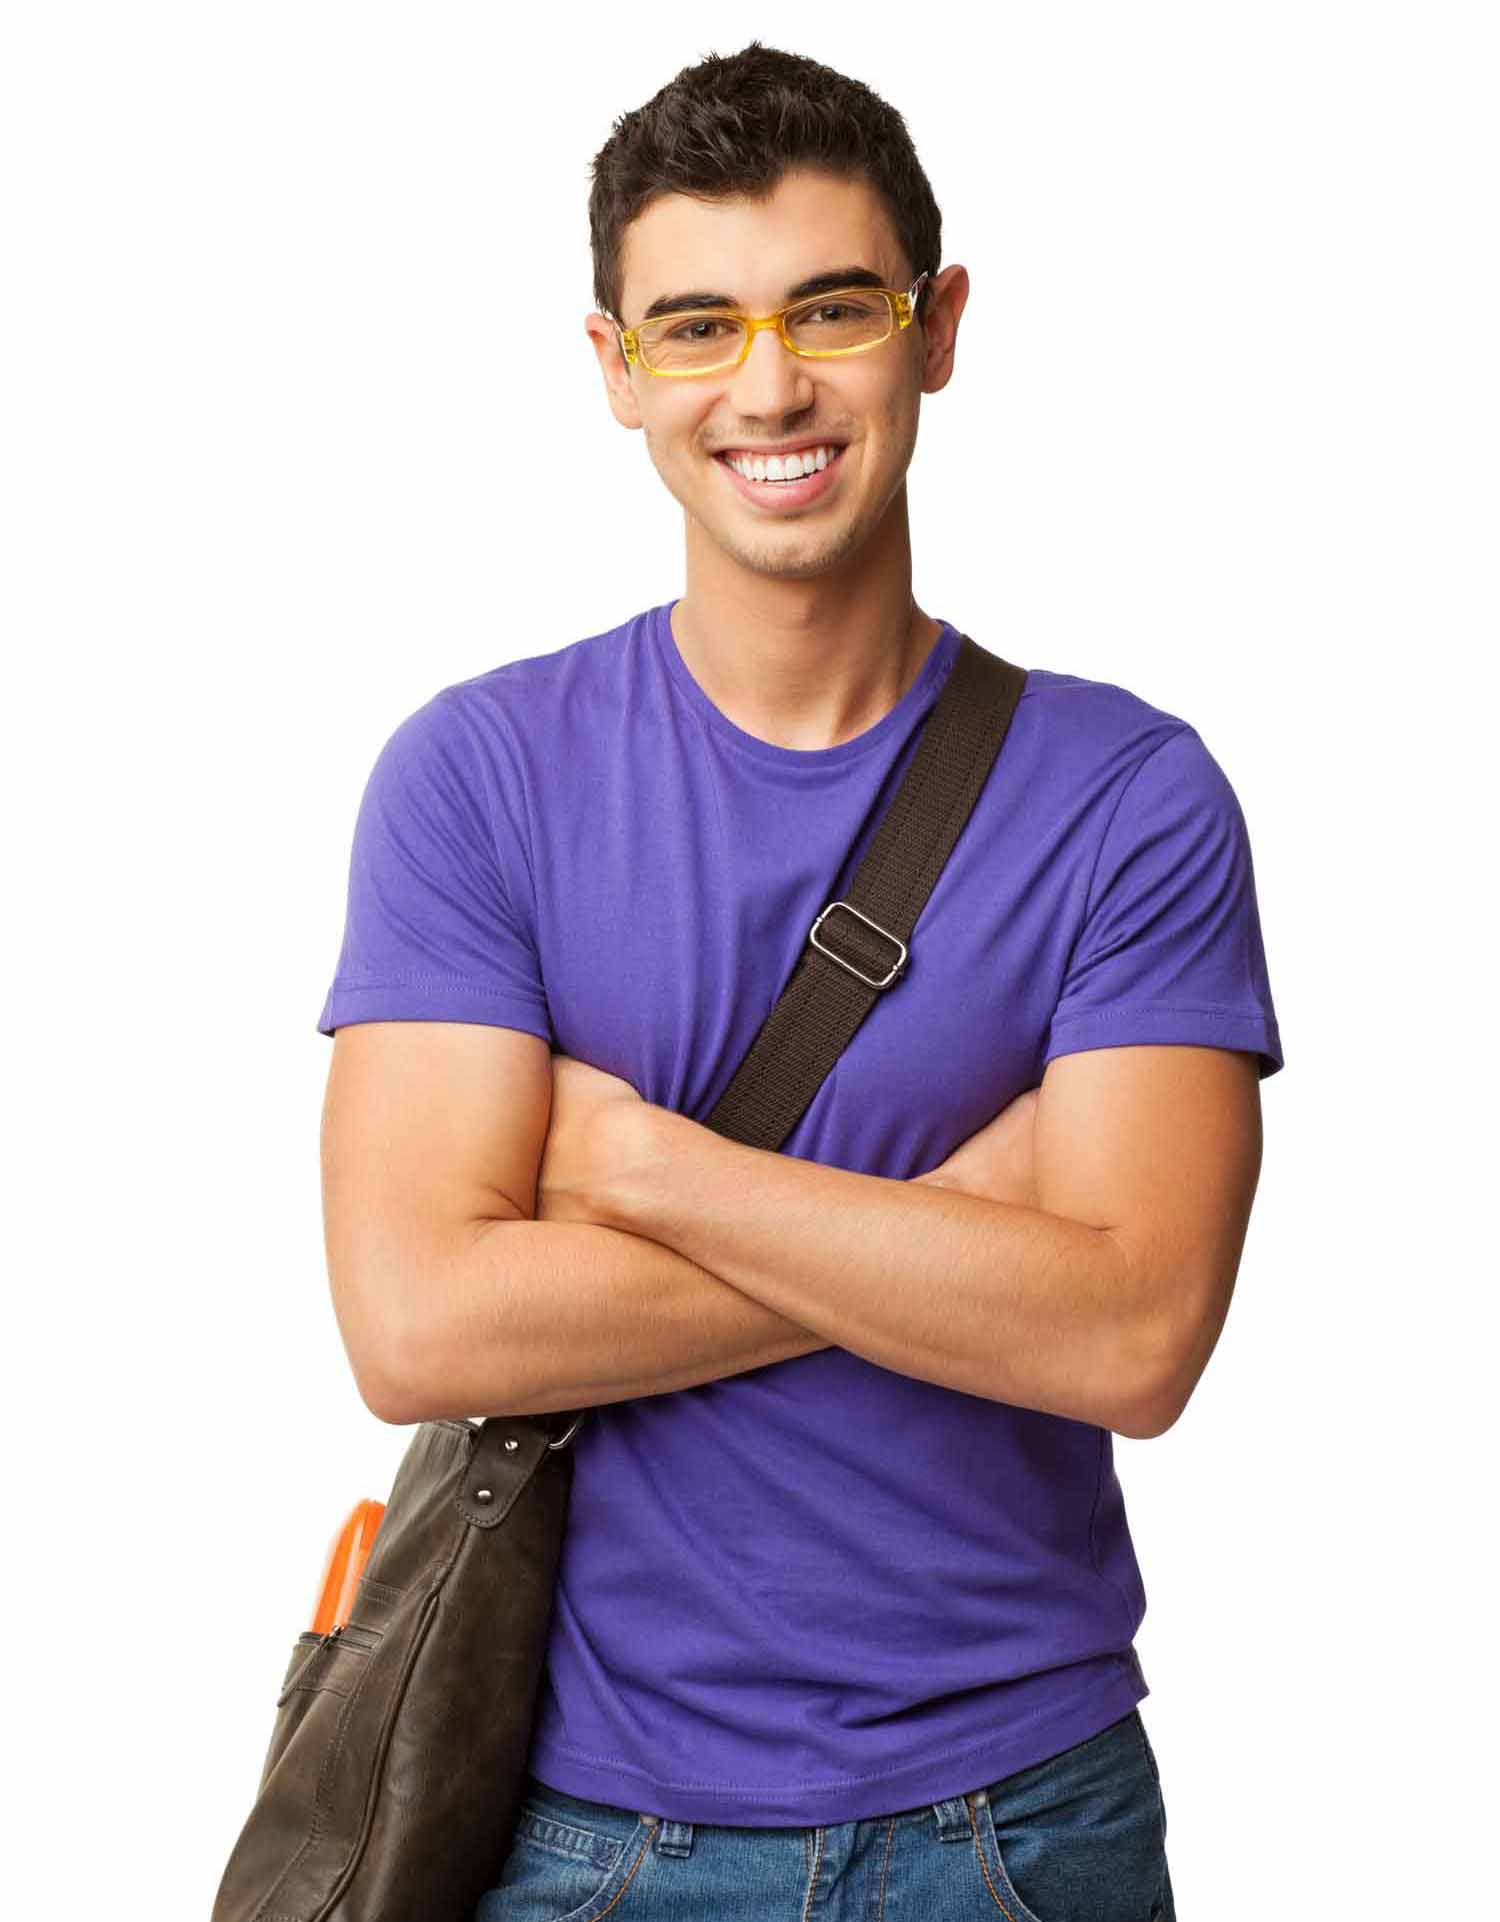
[
  {"xmin": 913, "ymin": 1085, "xmax": 1040, "ymax": 1211},
  {"xmin": 535, "ymin": 1053, "xmax": 645, "ymax": 1226}
]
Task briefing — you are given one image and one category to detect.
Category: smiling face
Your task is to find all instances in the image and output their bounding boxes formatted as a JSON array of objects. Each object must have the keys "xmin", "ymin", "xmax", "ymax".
[{"xmin": 585, "ymin": 167, "xmax": 966, "ymax": 586}]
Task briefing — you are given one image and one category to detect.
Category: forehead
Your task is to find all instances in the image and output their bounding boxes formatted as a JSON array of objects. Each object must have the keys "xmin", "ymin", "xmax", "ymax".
[{"xmin": 618, "ymin": 168, "xmax": 902, "ymax": 318}]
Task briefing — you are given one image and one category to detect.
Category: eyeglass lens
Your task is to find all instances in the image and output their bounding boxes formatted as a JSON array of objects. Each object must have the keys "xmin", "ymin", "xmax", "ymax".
[{"xmin": 636, "ymin": 290, "xmax": 895, "ymax": 374}]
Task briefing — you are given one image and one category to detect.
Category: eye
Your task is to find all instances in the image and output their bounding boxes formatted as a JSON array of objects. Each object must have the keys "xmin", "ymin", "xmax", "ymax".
[
  {"xmin": 788, "ymin": 294, "xmax": 886, "ymax": 328},
  {"xmin": 666, "ymin": 317, "xmax": 734, "ymax": 342}
]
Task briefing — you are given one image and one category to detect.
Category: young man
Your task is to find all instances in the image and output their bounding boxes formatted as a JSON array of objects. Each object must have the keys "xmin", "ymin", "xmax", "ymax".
[{"xmin": 317, "ymin": 42, "xmax": 1280, "ymax": 1922}]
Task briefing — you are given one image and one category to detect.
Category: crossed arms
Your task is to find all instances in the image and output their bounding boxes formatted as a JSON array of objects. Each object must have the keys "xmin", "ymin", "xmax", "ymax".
[{"xmin": 320, "ymin": 1021, "xmax": 1263, "ymax": 1441}]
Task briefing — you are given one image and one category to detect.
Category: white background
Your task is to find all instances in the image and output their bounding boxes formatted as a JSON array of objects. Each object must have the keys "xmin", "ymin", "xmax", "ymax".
[{"xmin": 6, "ymin": 4, "xmax": 1495, "ymax": 1913}]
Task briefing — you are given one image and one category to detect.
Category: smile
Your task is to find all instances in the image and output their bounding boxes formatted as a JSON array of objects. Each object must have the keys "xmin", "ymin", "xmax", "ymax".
[{"xmin": 713, "ymin": 443, "xmax": 848, "ymax": 510}]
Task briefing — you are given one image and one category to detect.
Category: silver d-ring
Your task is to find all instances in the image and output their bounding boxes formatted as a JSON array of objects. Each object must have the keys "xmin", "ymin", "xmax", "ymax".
[{"xmin": 547, "ymin": 1410, "xmax": 588, "ymax": 1450}]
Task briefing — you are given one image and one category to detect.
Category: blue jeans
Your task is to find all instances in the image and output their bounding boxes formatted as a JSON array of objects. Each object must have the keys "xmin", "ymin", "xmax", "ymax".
[{"xmin": 475, "ymin": 1708, "xmax": 1174, "ymax": 1920}]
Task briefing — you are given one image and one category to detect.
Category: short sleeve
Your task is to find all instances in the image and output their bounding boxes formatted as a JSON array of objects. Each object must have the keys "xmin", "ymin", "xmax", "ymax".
[
  {"xmin": 316, "ymin": 689, "xmax": 553, "ymax": 1043},
  {"xmin": 1043, "ymin": 726, "xmax": 1283, "ymax": 1079}
]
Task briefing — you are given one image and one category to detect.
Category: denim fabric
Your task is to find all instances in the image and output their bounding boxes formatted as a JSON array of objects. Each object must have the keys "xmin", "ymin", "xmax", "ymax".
[{"xmin": 474, "ymin": 1708, "xmax": 1173, "ymax": 1921}]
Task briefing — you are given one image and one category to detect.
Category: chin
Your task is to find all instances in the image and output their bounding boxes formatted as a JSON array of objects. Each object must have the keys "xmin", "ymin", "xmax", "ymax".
[{"xmin": 716, "ymin": 520, "xmax": 868, "ymax": 581}]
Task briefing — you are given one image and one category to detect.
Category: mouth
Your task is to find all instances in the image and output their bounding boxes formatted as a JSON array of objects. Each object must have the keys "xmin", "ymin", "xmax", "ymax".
[{"xmin": 712, "ymin": 442, "xmax": 849, "ymax": 511}]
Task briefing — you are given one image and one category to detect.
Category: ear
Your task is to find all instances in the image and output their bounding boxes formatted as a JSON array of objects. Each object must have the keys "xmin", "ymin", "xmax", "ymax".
[
  {"xmin": 917, "ymin": 265, "xmax": 970, "ymax": 397},
  {"xmin": 584, "ymin": 313, "xmax": 644, "ymax": 431}
]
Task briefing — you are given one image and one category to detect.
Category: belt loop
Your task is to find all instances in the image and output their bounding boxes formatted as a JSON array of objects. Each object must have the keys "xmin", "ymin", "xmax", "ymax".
[
  {"xmin": 651, "ymin": 1815, "xmax": 695, "ymax": 1856},
  {"xmin": 931, "ymin": 1792, "xmax": 980, "ymax": 1839}
]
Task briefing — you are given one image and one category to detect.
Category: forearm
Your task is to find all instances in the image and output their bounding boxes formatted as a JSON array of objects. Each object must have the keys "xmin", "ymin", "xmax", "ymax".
[
  {"xmin": 396, "ymin": 1216, "xmax": 831, "ymax": 1424},
  {"xmin": 593, "ymin": 1106, "xmax": 1160, "ymax": 1435}
]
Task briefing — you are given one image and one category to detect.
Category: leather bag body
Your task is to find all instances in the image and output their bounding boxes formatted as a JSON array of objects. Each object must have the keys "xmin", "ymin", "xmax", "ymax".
[{"xmin": 211, "ymin": 1411, "xmax": 587, "ymax": 1922}]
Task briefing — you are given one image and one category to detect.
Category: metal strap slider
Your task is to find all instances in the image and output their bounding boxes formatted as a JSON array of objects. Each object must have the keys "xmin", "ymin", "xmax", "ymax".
[{"xmin": 808, "ymin": 899, "xmax": 909, "ymax": 990}]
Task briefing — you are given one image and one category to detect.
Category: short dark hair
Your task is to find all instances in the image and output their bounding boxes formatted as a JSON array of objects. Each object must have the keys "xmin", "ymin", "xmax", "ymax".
[{"xmin": 588, "ymin": 41, "xmax": 943, "ymax": 330}]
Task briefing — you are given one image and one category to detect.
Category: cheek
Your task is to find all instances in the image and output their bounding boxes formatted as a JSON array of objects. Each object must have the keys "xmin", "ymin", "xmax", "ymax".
[
  {"xmin": 866, "ymin": 388, "xmax": 921, "ymax": 465},
  {"xmin": 640, "ymin": 419, "xmax": 666, "ymax": 466},
  {"xmin": 643, "ymin": 414, "xmax": 706, "ymax": 479},
  {"xmin": 839, "ymin": 370, "xmax": 914, "ymax": 443}
]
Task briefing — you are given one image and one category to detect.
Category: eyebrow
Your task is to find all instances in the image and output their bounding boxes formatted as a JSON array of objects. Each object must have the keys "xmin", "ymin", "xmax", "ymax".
[{"xmin": 638, "ymin": 266, "xmax": 888, "ymax": 324}]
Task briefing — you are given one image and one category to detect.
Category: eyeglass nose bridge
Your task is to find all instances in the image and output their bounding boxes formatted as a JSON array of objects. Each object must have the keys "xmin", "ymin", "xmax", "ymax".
[
  {"xmin": 728, "ymin": 305, "xmax": 828, "ymax": 378},
  {"xmin": 747, "ymin": 306, "xmax": 800, "ymax": 362}
]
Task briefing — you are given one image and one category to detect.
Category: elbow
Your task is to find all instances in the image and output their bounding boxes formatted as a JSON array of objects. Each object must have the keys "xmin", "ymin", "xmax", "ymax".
[
  {"xmin": 1094, "ymin": 1219, "xmax": 1231, "ymax": 1440},
  {"xmin": 358, "ymin": 1308, "xmax": 469, "ymax": 1426},
  {"xmin": 1117, "ymin": 1381, "xmax": 1186, "ymax": 1441},
  {"xmin": 367, "ymin": 1384, "xmax": 424, "ymax": 1428},
  {"xmin": 353, "ymin": 1247, "xmax": 519, "ymax": 1428},
  {"xmin": 1097, "ymin": 1345, "xmax": 1176, "ymax": 1441},
  {"xmin": 1111, "ymin": 1357, "xmax": 1187, "ymax": 1440},
  {"xmin": 1117, "ymin": 1295, "xmax": 1217, "ymax": 1440},
  {"xmin": 327, "ymin": 1250, "xmax": 431, "ymax": 1425},
  {"xmin": 1093, "ymin": 1236, "xmax": 1181, "ymax": 1440},
  {"xmin": 353, "ymin": 1348, "xmax": 426, "ymax": 1427},
  {"xmin": 331, "ymin": 1218, "xmax": 526, "ymax": 1428},
  {"xmin": 342, "ymin": 1302, "xmax": 447, "ymax": 1427}
]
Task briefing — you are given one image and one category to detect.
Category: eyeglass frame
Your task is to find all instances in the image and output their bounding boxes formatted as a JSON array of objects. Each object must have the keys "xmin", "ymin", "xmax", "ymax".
[{"xmin": 609, "ymin": 271, "xmax": 931, "ymax": 378}]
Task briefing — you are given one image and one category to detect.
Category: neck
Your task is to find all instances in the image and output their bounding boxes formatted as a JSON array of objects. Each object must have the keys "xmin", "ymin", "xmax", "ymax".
[{"xmin": 674, "ymin": 487, "xmax": 940, "ymax": 753}]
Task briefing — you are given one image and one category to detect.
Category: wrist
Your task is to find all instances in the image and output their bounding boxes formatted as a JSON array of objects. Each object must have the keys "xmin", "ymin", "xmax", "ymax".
[{"xmin": 591, "ymin": 1098, "xmax": 685, "ymax": 1234}]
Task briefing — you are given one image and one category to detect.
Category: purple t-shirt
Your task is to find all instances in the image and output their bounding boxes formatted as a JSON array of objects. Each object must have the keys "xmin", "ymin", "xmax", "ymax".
[{"xmin": 317, "ymin": 598, "xmax": 1283, "ymax": 1825}]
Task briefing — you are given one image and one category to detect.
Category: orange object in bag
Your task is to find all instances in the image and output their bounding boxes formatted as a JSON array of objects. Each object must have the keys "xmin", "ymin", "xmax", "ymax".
[{"xmin": 309, "ymin": 1498, "xmax": 386, "ymax": 1633}]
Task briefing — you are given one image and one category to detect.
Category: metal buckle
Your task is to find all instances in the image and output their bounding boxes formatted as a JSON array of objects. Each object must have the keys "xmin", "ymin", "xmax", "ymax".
[{"xmin": 808, "ymin": 899, "xmax": 908, "ymax": 990}]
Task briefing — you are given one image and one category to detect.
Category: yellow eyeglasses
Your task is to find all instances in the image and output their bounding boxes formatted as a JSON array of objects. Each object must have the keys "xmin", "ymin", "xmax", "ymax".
[{"xmin": 612, "ymin": 272, "xmax": 930, "ymax": 379}]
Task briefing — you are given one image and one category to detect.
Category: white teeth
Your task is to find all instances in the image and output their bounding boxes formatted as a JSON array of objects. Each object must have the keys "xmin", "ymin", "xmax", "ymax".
[{"xmin": 725, "ymin": 444, "xmax": 839, "ymax": 483}]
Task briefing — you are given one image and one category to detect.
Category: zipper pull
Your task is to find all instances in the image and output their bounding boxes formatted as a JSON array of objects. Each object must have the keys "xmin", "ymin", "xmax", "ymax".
[{"xmin": 277, "ymin": 1621, "xmax": 346, "ymax": 1706}]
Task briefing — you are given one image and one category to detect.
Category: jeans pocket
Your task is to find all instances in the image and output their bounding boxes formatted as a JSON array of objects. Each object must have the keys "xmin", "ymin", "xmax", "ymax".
[
  {"xmin": 968, "ymin": 1711, "xmax": 1168, "ymax": 1922},
  {"xmin": 475, "ymin": 1786, "xmax": 658, "ymax": 1922}
]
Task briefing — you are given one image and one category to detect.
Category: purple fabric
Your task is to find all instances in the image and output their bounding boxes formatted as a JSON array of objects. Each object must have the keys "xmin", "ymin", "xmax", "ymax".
[{"xmin": 317, "ymin": 599, "xmax": 1283, "ymax": 1824}]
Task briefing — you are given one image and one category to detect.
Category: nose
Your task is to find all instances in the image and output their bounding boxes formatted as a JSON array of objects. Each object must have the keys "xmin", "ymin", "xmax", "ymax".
[{"xmin": 723, "ymin": 323, "xmax": 816, "ymax": 418}]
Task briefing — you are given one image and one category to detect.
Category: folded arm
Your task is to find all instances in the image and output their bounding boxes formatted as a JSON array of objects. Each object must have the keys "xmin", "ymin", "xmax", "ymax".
[
  {"xmin": 320, "ymin": 1022, "xmax": 833, "ymax": 1427},
  {"xmin": 323, "ymin": 1024, "xmax": 1260, "ymax": 1442},
  {"xmin": 567, "ymin": 1042, "xmax": 1264, "ymax": 1439}
]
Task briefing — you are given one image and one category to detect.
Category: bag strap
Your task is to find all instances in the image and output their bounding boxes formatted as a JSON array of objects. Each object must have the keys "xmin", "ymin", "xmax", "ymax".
[
  {"xmin": 541, "ymin": 631, "xmax": 1027, "ymax": 1448},
  {"xmin": 705, "ymin": 633, "xmax": 1027, "ymax": 1149}
]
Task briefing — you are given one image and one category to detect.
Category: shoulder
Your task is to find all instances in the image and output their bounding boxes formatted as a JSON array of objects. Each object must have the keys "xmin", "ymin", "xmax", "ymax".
[
  {"xmin": 1018, "ymin": 663, "xmax": 1195, "ymax": 768},
  {"xmin": 385, "ymin": 603, "xmax": 655, "ymax": 786},
  {"xmin": 442, "ymin": 604, "xmax": 652, "ymax": 739},
  {"xmin": 1017, "ymin": 662, "xmax": 1243, "ymax": 812}
]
